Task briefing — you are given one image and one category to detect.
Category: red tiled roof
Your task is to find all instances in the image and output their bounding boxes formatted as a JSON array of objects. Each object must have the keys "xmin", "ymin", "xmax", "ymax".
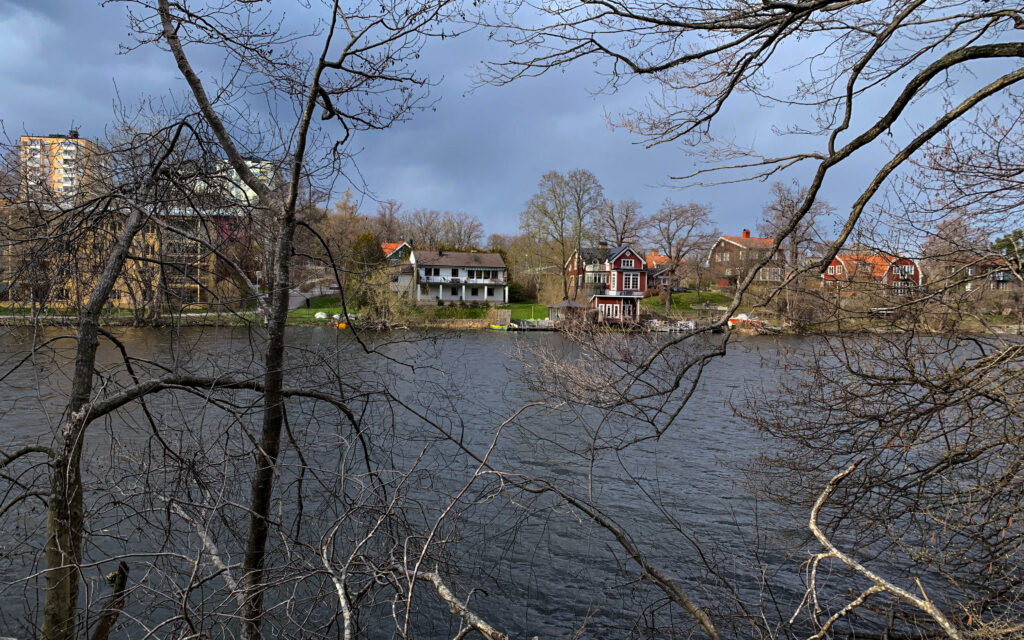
[
  {"xmin": 836, "ymin": 253, "xmax": 896, "ymax": 279},
  {"xmin": 381, "ymin": 242, "xmax": 404, "ymax": 256},
  {"xmin": 645, "ymin": 250, "xmax": 670, "ymax": 267}
]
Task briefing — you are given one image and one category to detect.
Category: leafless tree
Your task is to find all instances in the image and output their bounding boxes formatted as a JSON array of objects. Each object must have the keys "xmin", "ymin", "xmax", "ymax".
[
  {"xmin": 468, "ymin": 0, "xmax": 1024, "ymax": 636},
  {"xmin": 648, "ymin": 200, "xmax": 714, "ymax": 314},
  {"xmin": 403, "ymin": 207, "xmax": 444, "ymax": 248},
  {"xmin": 521, "ymin": 169, "xmax": 603, "ymax": 299},
  {"xmin": 438, "ymin": 210, "xmax": 485, "ymax": 249},
  {"xmin": 597, "ymin": 197, "xmax": 646, "ymax": 246},
  {"xmin": 0, "ymin": 0, "xmax": 466, "ymax": 638},
  {"xmin": 757, "ymin": 181, "xmax": 833, "ymax": 324},
  {"xmin": 372, "ymin": 198, "xmax": 405, "ymax": 242}
]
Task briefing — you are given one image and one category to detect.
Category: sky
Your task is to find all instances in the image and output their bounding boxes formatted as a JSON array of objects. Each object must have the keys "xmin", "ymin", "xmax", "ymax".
[{"xmin": 0, "ymin": 0, "xmax": 937, "ymax": 239}]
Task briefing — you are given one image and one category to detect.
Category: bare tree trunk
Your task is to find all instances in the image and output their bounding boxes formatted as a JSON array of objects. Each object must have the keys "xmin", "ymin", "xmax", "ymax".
[
  {"xmin": 41, "ymin": 207, "xmax": 147, "ymax": 640},
  {"xmin": 240, "ymin": 220, "xmax": 294, "ymax": 640},
  {"xmin": 89, "ymin": 561, "xmax": 129, "ymax": 640}
]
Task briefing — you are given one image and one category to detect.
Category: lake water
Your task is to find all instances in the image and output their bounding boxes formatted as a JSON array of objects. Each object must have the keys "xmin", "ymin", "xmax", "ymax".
[{"xmin": 0, "ymin": 326, "xmax": 812, "ymax": 638}]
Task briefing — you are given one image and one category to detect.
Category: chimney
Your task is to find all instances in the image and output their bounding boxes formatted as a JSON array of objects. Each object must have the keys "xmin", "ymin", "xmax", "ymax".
[{"xmin": 742, "ymin": 229, "xmax": 751, "ymax": 239}]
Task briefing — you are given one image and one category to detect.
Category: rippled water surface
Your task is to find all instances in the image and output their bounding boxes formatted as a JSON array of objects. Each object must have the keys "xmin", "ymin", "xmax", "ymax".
[{"xmin": 0, "ymin": 326, "xmax": 810, "ymax": 638}]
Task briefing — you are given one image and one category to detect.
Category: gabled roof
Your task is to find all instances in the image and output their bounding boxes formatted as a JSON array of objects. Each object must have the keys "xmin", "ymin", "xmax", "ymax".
[
  {"xmin": 719, "ymin": 235, "xmax": 774, "ymax": 249},
  {"xmin": 577, "ymin": 245, "xmax": 626, "ymax": 264},
  {"xmin": 574, "ymin": 244, "xmax": 645, "ymax": 267},
  {"xmin": 381, "ymin": 241, "xmax": 410, "ymax": 259},
  {"xmin": 834, "ymin": 253, "xmax": 911, "ymax": 279},
  {"xmin": 413, "ymin": 250, "xmax": 505, "ymax": 268}
]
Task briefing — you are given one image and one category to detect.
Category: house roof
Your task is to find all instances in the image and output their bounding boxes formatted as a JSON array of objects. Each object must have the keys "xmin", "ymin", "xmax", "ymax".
[
  {"xmin": 720, "ymin": 235, "xmax": 774, "ymax": 249},
  {"xmin": 835, "ymin": 253, "xmax": 900, "ymax": 279},
  {"xmin": 414, "ymin": 250, "xmax": 505, "ymax": 268},
  {"xmin": 645, "ymin": 250, "xmax": 670, "ymax": 267},
  {"xmin": 381, "ymin": 242, "xmax": 403, "ymax": 255},
  {"xmin": 578, "ymin": 245, "xmax": 625, "ymax": 264},
  {"xmin": 575, "ymin": 244, "xmax": 646, "ymax": 268}
]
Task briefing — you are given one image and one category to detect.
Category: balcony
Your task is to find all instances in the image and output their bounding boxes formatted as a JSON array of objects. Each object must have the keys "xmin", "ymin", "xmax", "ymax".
[
  {"xmin": 419, "ymin": 275, "xmax": 505, "ymax": 285},
  {"xmin": 591, "ymin": 289, "xmax": 644, "ymax": 297}
]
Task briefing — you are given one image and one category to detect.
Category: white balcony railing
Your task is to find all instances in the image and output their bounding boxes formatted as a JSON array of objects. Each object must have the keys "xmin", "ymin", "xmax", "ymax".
[
  {"xmin": 594, "ymin": 289, "xmax": 644, "ymax": 297},
  {"xmin": 419, "ymin": 275, "xmax": 505, "ymax": 285}
]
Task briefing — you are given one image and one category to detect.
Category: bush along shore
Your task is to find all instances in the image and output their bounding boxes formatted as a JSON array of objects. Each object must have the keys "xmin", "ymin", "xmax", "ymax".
[{"xmin": 3, "ymin": 292, "xmax": 1021, "ymax": 335}]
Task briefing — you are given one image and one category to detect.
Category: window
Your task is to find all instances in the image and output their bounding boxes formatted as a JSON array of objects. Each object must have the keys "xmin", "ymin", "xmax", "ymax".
[
  {"xmin": 450, "ymin": 287, "xmax": 458, "ymax": 296},
  {"xmin": 487, "ymin": 287, "xmax": 494, "ymax": 297},
  {"xmin": 470, "ymin": 288, "xmax": 479, "ymax": 296},
  {"xmin": 739, "ymin": 251, "xmax": 745, "ymax": 261},
  {"xmin": 827, "ymin": 265, "xmax": 835, "ymax": 275},
  {"xmin": 451, "ymin": 268, "xmax": 459, "ymax": 277},
  {"xmin": 715, "ymin": 254, "xmax": 721, "ymax": 262},
  {"xmin": 623, "ymin": 272, "xmax": 640, "ymax": 289},
  {"xmin": 835, "ymin": 265, "xmax": 843, "ymax": 275},
  {"xmin": 621, "ymin": 258, "xmax": 635, "ymax": 268},
  {"xmin": 723, "ymin": 252, "xmax": 730, "ymax": 262},
  {"xmin": 725, "ymin": 268, "xmax": 732, "ymax": 276}
]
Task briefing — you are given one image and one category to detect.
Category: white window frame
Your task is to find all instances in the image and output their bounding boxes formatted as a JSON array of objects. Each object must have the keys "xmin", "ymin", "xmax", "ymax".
[
  {"xmin": 623, "ymin": 272, "xmax": 640, "ymax": 289},
  {"xmin": 827, "ymin": 265, "xmax": 835, "ymax": 275},
  {"xmin": 621, "ymin": 258, "xmax": 635, "ymax": 268}
]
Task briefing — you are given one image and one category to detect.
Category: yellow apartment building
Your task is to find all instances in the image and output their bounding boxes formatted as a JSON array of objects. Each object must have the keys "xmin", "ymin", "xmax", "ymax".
[{"xmin": 19, "ymin": 129, "xmax": 106, "ymax": 203}]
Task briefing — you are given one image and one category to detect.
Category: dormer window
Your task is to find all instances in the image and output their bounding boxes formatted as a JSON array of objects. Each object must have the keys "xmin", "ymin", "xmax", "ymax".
[{"xmin": 621, "ymin": 258, "xmax": 635, "ymax": 268}]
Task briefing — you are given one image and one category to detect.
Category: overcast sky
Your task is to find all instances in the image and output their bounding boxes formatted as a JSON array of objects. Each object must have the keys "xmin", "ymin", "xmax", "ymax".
[{"xmin": 0, "ymin": 0, "xmax": 909, "ymax": 238}]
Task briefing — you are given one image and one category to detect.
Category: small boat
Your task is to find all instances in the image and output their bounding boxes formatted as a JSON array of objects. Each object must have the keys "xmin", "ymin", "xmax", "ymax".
[
  {"xmin": 728, "ymin": 313, "xmax": 765, "ymax": 329},
  {"xmin": 489, "ymin": 324, "xmax": 508, "ymax": 331}
]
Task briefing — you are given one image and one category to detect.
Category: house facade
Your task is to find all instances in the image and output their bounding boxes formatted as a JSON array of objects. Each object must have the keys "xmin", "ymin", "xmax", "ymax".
[
  {"xmin": 412, "ymin": 250, "xmax": 508, "ymax": 304},
  {"xmin": 565, "ymin": 242, "xmax": 647, "ymax": 322},
  {"xmin": 381, "ymin": 242, "xmax": 415, "ymax": 296},
  {"xmin": 707, "ymin": 230, "xmax": 782, "ymax": 289},
  {"xmin": 823, "ymin": 252, "xmax": 923, "ymax": 295}
]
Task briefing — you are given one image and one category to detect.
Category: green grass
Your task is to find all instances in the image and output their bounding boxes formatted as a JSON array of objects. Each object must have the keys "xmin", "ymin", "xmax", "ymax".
[
  {"xmin": 431, "ymin": 306, "xmax": 490, "ymax": 319},
  {"xmin": 287, "ymin": 294, "xmax": 343, "ymax": 322},
  {"xmin": 499, "ymin": 302, "xmax": 549, "ymax": 321},
  {"xmin": 641, "ymin": 290, "xmax": 733, "ymax": 314}
]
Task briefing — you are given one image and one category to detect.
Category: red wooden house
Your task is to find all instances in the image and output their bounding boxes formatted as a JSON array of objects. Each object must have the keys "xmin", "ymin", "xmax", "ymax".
[
  {"xmin": 565, "ymin": 242, "xmax": 647, "ymax": 322},
  {"xmin": 823, "ymin": 252, "xmax": 923, "ymax": 295}
]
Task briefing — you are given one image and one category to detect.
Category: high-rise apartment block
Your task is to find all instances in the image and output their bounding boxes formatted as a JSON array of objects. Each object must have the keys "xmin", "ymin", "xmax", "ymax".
[{"xmin": 19, "ymin": 129, "xmax": 104, "ymax": 201}]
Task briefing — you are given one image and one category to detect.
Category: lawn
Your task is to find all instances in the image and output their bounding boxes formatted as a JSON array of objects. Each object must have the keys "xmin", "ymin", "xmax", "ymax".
[
  {"xmin": 287, "ymin": 294, "xmax": 344, "ymax": 322},
  {"xmin": 641, "ymin": 290, "xmax": 734, "ymax": 314},
  {"xmin": 500, "ymin": 302, "xmax": 548, "ymax": 321}
]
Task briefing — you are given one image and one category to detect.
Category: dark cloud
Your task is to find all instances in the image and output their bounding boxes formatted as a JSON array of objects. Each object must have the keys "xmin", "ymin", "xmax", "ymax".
[{"xmin": 1, "ymin": 0, "xmax": 849, "ymax": 237}]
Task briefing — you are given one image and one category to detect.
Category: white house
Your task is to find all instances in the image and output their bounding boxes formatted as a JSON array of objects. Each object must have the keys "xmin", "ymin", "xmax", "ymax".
[{"xmin": 412, "ymin": 250, "xmax": 508, "ymax": 304}]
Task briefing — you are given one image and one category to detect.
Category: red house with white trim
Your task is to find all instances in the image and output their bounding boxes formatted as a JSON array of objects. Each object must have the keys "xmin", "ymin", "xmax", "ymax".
[
  {"xmin": 565, "ymin": 242, "xmax": 647, "ymax": 322},
  {"xmin": 823, "ymin": 252, "xmax": 923, "ymax": 295}
]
